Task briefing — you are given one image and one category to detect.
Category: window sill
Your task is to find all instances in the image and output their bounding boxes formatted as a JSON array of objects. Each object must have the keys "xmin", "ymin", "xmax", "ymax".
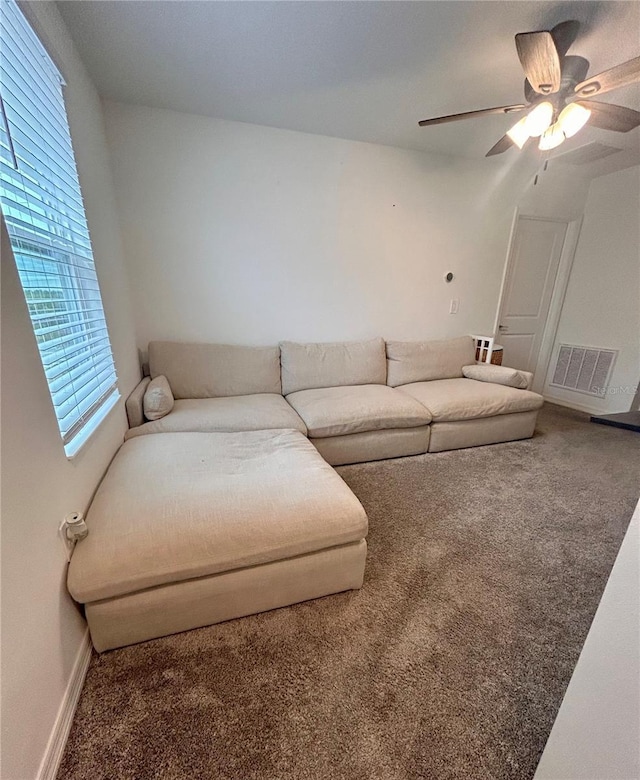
[{"xmin": 64, "ymin": 390, "xmax": 121, "ymax": 459}]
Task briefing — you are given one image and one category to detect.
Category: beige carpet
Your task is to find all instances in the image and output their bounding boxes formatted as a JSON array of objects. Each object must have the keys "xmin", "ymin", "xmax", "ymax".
[{"xmin": 58, "ymin": 404, "xmax": 639, "ymax": 780}]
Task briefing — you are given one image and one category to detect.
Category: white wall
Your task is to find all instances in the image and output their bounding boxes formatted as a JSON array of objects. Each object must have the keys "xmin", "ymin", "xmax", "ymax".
[
  {"xmin": 544, "ymin": 165, "xmax": 640, "ymax": 414},
  {"xmin": 534, "ymin": 500, "xmax": 640, "ymax": 780},
  {"xmin": 103, "ymin": 101, "xmax": 553, "ymax": 349},
  {"xmin": 518, "ymin": 166, "xmax": 591, "ymax": 222},
  {"xmin": 0, "ymin": 3, "xmax": 139, "ymax": 778}
]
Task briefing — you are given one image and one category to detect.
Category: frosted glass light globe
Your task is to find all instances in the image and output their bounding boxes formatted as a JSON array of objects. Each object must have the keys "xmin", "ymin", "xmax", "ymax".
[
  {"xmin": 506, "ymin": 116, "xmax": 530, "ymax": 149},
  {"xmin": 539, "ymin": 122, "xmax": 566, "ymax": 151},
  {"xmin": 558, "ymin": 103, "xmax": 592, "ymax": 138},
  {"xmin": 525, "ymin": 102, "xmax": 554, "ymax": 137}
]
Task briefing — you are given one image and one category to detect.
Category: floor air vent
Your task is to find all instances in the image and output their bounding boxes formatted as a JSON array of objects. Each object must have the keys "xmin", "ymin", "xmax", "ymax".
[{"xmin": 551, "ymin": 344, "xmax": 617, "ymax": 397}]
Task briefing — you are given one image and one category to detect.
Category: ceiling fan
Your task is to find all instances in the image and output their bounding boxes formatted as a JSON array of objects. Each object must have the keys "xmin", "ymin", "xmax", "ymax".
[{"xmin": 418, "ymin": 21, "xmax": 640, "ymax": 156}]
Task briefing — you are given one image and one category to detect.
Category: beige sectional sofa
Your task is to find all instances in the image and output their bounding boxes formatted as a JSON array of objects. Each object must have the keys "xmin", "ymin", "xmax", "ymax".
[
  {"xmin": 125, "ymin": 335, "xmax": 543, "ymax": 463},
  {"xmin": 69, "ymin": 334, "xmax": 543, "ymax": 652}
]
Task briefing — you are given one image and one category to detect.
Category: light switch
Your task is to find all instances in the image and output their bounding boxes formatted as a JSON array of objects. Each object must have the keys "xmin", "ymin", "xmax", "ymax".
[{"xmin": 449, "ymin": 299, "xmax": 459, "ymax": 314}]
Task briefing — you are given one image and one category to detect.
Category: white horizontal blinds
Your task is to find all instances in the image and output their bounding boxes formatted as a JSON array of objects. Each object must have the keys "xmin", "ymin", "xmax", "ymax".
[{"xmin": 0, "ymin": 0, "xmax": 118, "ymax": 449}]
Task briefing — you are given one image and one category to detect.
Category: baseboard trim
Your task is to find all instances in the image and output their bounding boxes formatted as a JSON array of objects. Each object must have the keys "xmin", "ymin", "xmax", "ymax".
[
  {"xmin": 37, "ymin": 628, "xmax": 92, "ymax": 780},
  {"xmin": 543, "ymin": 394, "xmax": 605, "ymax": 416}
]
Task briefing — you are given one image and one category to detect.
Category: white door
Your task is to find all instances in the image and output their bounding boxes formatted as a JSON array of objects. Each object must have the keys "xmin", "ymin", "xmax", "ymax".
[{"xmin": 497, "ymin": 216, "xmax": 568, "ymax": 373}]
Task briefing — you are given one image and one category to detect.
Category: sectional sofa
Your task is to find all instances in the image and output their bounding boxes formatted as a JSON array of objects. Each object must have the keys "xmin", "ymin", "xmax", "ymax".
[
  {"xmin": 67, "ymin": 335, "xmax": 543, "ymax": 651},
  {"xmin": 124, "ymin": 336, "xmax": 543, "ymax": 464}
]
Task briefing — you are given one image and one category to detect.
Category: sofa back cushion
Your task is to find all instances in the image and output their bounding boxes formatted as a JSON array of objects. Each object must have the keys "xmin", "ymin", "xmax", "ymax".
[
  {"xmin": 386, "ymin": 336, "xmax": 476, "ymax": 387},
  {"xmin": 148, "ymin": 341, "xmax": 281, "ymax": 399},
  {"xmin": 280, "ymin": 338, "xmax": 386, "ymax": 396}
]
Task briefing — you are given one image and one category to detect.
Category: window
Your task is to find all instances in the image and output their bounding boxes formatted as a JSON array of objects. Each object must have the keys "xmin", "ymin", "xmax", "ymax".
[{"xmin": 0, "ymin": 0, "xmax": 119, "ymax": 456}]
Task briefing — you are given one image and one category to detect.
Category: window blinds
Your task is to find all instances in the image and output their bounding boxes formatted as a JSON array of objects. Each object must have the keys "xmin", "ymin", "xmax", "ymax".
[{"xmin": 0, "ymin": 0, "xmax": 119, "ymax": 455}]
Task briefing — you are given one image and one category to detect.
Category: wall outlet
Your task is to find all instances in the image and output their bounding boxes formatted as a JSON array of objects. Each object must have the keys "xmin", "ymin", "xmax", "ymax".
[
  {"xmin": 449, "ymin": 299, "xmax": 459, "ymax": 314},
  {"xmin": 59, "ymin": 512, "xmax": 87, "ymax": 562},
  {"xmin": 59, "ymin": 519, "xmax": 76, "ymax": 562}
]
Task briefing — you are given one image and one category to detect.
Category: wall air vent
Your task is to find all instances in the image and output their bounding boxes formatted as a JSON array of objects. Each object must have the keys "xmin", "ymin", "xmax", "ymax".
[
  {"xmin": 554, "ymin": 142, "xmax": 622, "ymax": 166},
  {"xmin": 551, "ymin": 344, "xmax": 618, "ymax": 397}
]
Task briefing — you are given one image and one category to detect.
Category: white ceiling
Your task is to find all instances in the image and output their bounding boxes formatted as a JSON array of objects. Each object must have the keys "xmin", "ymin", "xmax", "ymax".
[{"xmin": 56, "ymin": 0, "xmax": 640, "ymax": 159}]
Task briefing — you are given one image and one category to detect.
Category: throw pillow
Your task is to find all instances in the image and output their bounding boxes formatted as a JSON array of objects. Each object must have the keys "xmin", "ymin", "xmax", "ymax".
[
  {"xmin": 143, "ymin": 375, "xmax": 175, "ymax": 420},
  {"xmin": 462, "ymin": 364, "xmax": 529, "ymax": 389}
]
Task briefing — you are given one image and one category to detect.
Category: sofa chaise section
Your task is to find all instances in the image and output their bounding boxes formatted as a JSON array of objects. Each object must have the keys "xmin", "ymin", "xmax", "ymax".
[
  {"xmin": 387, "ymin": 336, "xmax": 543, "ymax": 452},
  {"xmin": 281, "ymin": 339, "xmax": 432, "ymax": 465},
  {"xmin": 125, "ymin": 341, "xmax": 306, "ymax": 438},
  {"xmin": 67, "ymin": 430, "xmax": 368, "ymax": 652}
]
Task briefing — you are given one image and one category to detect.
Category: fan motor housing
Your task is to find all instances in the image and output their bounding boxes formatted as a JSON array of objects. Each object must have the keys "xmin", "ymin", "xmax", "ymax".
[{"xmin": 560, "ymin": 56, "xmax": 590, "ymax": 91}]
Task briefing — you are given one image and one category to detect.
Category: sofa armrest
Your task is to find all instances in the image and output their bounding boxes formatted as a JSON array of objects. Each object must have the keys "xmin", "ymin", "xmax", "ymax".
[
  {"xmin": 125, "ymin": 377, "xmax": 151, "ymax": 428},
  {"xmin": 517, "ymin": 369, "xmax": 534, "ymax": 391},
  {"xmin": 462, "ymin": 364, "xmax": 533, "ymax": 390}
]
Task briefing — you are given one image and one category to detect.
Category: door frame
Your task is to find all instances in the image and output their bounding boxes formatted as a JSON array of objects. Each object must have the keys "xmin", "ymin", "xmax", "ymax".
[{"xmin": 493, "ymin": 209, "xmax": 584, "ymax": 394}]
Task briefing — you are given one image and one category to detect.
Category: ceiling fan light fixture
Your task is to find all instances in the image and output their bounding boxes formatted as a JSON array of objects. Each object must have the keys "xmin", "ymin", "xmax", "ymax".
[
  {"xmin": 525, "ymin": 101, "xmax": 554, "ymax": 137},
  {"xmin": 506, "ymin": 115, "xmax": 531, "ymax": 148},
  {"xmin": 539, "ymin": 122, "xmax": 566, "ymax": 151},
  {"xmin": 418, "ymin": 20, "xmax": 640, "ymax": 159},
  {"xmin": 557, "ymin": 102, "xmax": 592, "ymax": 137}
]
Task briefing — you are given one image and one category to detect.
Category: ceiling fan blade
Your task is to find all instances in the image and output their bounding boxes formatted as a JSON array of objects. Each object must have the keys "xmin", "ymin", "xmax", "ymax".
[
  {"xmin": 550, "ymin": 20, "xmax": 580, "ymax": 59},
  {"xmin": 578, "ymin": 100, "xmax": 640, "ymax": 132},
  {"xmin": 485, "ymin": 134, "xmax": 515, "ymax": 157},
  {"xmin": 575, "ymin": 56, "xmax": 640, "ymax": 97},
  {"xmin": 418, "ymin": 104, "xmax": 525, "ymax": 127},
  {"xmin": 515, "ymin": 31, "xmax": 562, "ymax": 94}
]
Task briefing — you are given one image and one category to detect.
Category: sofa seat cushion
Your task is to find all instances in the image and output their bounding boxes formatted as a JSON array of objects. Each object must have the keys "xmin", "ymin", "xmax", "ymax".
[
  {"xmin": 125, "ymin": 394, "xmax": 307, "ymax": 439},
  {"xmin": 285, "ymin": 384, "xmax": 432, "ymax": 438},
  {"xmin": 68, "ymin": 430, "xmax": 368, "ymax": 603},
  {"xmin": 398, "ymin": 378, "xmax": 543, "ymax": 422}
]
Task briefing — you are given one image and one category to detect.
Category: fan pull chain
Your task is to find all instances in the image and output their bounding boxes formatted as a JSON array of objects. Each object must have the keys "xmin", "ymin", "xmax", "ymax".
[{"xmin": 534, "ymin": 156, "xmax": 550, "ymax": 186}]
